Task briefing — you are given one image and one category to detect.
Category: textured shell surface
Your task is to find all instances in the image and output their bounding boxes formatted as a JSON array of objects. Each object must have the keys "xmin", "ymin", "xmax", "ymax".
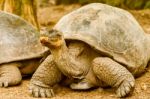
[
  {"xmin": 0, "ymin": 11, "xmax": 47, "ymax": 64},
  {"xmin": 54, "ymin": 3, "xmax": 149, "ymax": 72}
]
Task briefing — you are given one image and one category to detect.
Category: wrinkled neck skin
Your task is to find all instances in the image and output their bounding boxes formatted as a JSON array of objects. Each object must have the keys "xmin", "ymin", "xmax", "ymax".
[
  {"xmin": 50, "ymin": 41, "xmax": 68, "ymax": 60},
  {"xmin": 48, "ymin": 40, "xmax": 84, "ymax": 79}
]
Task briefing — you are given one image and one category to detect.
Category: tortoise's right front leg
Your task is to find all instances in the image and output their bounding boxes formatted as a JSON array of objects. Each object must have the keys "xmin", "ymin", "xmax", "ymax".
[{"xmin": 29, "ymin": 55, "xmax": 63, "ymax": 98}]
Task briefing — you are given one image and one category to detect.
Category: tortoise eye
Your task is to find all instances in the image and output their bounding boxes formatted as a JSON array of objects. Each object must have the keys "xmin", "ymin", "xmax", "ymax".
[
  {"xmin": 48, "ymin": 29, "xmax": 63, "ymax": 40},
  {"xmin": 55, "ymin": 33, "xmax": 62, "ymax": 38},
  {"xmin": 48, "ymin": 29, "xmax": 55, "ymax": 34}
]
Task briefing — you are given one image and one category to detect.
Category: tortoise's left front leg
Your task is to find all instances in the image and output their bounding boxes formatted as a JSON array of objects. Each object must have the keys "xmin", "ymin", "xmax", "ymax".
[
  {"xmin": 92, "ymin": 57, "xmax": 135, "ymax": 98},
  {"xmin": 29, "ymin": 55, "xmax": 63, "ymax": 98}
]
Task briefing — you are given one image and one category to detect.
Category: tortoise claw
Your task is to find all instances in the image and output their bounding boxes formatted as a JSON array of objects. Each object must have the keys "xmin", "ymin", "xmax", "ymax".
[
  {"xmin": 116, "ymin": 79, "xmax": 135, "ymax": 97},
  {"xmin": 0, "ymin": 80, "xmax": 9, "ymax": 88},
  {"xmin": 29, "ymin": 83, "xmax": 55, "ymax": 98}
]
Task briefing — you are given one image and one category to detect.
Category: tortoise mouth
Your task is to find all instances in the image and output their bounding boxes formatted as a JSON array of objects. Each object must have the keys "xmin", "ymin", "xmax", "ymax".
[{"xmin": 40, "ymin": 36, "xmax": 63, "ymax": 48}]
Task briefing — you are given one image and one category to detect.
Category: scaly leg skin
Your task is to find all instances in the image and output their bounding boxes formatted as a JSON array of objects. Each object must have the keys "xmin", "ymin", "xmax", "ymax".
[
  {"xmin": 92, "ymin": 57, "xmax": 135, "ymax": 98},
  {"xmin": 0, "ymin": 62, "xmax": 22, "ymax": 87},
  {"xmin": 29, "ymin": 55, "xmax": 63, "ymax": 98}
]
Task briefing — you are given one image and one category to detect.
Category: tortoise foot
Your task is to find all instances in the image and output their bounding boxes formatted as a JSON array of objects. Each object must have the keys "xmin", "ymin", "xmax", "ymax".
[
  {"xmin": 0, "ymin": 80, "xmax": 9, "ymax": 87},
  {"xmin": 29, "ymin": 82, "xmax": 55, "ymax": 98},
  {"xmin": 116, "ymin": 79, "xmax": 135, "ymax": 97},
  {"xmin": 0, "ymin": 63, "xmax": 22, "ymax": 87}
]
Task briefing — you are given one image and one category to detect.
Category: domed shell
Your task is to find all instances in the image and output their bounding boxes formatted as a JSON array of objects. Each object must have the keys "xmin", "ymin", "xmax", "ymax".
[
  {"xmin": 0, "ymin": 11, "xmax": 47, "ymax": 64},
  {"xmin": 54, "ymin": 3, "xmax": 149, "ymax": 74}
]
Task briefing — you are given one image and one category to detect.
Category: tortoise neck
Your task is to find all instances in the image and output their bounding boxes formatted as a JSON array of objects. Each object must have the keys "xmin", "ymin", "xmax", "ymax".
[
  {"xmin": 49, "ymin": 41, "xmax": 84, "ymax": 79},
  {"xmin": 50, "ymin": 41, "xmax": 69, "ymax": 61}
]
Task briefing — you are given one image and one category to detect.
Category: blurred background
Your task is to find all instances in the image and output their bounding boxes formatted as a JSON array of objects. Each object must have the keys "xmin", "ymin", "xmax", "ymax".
[
  {"xmin": 0, "ymin": 0, "xmax": 149, "ymax": 32},
  {"xmin": 41, "ymin": 0, "xmax": 150, "ymax": 9}
]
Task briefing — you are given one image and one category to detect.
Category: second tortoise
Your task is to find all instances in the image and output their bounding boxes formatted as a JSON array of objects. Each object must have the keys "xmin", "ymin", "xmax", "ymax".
[{"xmin": 0, "ymin": 11, "xmax": 47, "ymax": 87}]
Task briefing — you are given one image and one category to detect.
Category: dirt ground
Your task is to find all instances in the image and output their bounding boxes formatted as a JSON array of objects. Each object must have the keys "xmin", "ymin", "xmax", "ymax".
[{"xmin": 1, "ymin": 4, "xmax": 150, "ymax": 99}]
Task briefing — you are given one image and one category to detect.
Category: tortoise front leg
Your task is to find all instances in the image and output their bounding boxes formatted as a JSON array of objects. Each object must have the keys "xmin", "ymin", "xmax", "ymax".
[
  {"xmin": 92, "ymin": 57, "xmax": 135, "ymax": 98},
  {"xmin": 0, "ymin": 62, "xmax": 22, "ymax": 87},
  {"xmin": 29, "ymin": 55, "xmax": 63, "ymax": 98}
]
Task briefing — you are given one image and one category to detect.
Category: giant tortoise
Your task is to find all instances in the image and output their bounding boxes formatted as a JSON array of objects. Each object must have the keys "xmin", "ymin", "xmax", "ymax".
[
  {"xmin": 29, "ymin": 3, "xmax": 150, "ymax": 98},
  {"xmin": 0, "ymin": 11, "xmax": 48, "ymax": 87}
]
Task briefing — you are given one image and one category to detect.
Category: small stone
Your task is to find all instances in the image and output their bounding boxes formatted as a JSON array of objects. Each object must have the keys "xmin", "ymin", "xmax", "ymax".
[
  {"xmin": 98, "ymin": 88, "xmax": 104, "ymax": 92},
  {"xmin": 109, "ymin": 94, "xmax": 115, "ymax": 97},
  {"xmin": 135, "ymin": 88, "xmax": 141, "ymax": 93},
  {"xmin": 141, "ymin": 83, "xmax": 147, "ymax": 90}
]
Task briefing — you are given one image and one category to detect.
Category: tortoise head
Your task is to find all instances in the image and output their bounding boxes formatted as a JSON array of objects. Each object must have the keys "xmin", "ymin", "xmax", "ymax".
[{"xmin": 40, "ymin": 29, "xmax": 64, "ymax": 49}]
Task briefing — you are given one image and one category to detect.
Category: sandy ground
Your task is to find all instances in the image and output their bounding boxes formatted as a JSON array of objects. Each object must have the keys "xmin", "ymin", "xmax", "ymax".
[{"xmin": 1, "ymin": 4, "xmax": 150, "ymax": 99}]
